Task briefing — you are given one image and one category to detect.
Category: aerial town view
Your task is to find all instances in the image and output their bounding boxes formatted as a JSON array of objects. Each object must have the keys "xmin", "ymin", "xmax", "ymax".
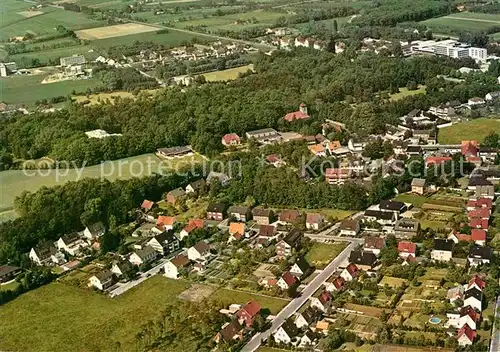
[{"xmin": 1, "ymin": 0, "xmax": 500, "ymax": 351}]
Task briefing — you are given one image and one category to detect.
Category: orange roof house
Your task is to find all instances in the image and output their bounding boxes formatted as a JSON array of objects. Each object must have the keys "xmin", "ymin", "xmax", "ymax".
[{"xmin": 283, "ymin": 103, "xmax": 310, "ymax": 122}]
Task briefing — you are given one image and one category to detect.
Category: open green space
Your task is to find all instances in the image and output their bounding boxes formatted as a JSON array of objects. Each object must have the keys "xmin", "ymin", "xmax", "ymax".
[
  {"xmin": 394, "ymin": 193, "xmax": 428, "ymax": 207},
  {"xmin": 421, "ymin": 12, "xmax": 500, "ymax": 36},
  {"xmin": 0, "ymin": 74, "xmax": 102, "ymax": 106},
  {"xmin": 0, "ymin": 153, "xmax": 204, "ymax": 213},
  {"xmin": 202, "ymin": 64, "xmax": 255, "ymax": 82},
  {"xmin": 437, "ymin": 118, "xmax": 500, "ymax": 144},
  {"xmin": 305, "ymin": 242, "xmax": 347, "ymax": 269},
  {"xmin": 209, "ymin": 288, "xmax": 289, "ymax": 314},
  {"xmin": 0, "ymin": 281, "xmax": 20, "ymax": 291},
  {"xmin": 294, "ymin": 16, "xmax": 351, "ymax": 32},
  {"xmin": 8, "ymin": 44, "xmax": 99, "ymax": 66},
  {"xmin": 0, "ymin": 276, "xmax": 190, "ymax": 351},
  {"xmin": 389, "ymin": 86, "xmax": 426, "ymax": 101}
]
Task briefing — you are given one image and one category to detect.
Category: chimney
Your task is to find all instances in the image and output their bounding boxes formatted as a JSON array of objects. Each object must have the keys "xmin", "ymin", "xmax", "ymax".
[{"xmin": 299, "ymin": 103, "xmax": 307, "ymax": 115}]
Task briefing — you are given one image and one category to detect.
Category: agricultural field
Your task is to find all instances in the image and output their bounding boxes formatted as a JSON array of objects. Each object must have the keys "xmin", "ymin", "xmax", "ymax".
[
  {"xmin": 421, "ymin": 12, "xmax": 500, "ymax": 36},
  {"xmin": 209, "ymin": 288, "xmax": 289, "ymax": 314},
  {"xmin": 202, "ymin": 64, "xmax": 255, "ymax": 82},
  {"xmin": 394, "ymin": 193, "xmax": 429, "ymax": 207},
  {"xmin": 438, "ymin": 118, "xmax": 500, "ymax": 144},
  {"xmin": 73, "ymin": 89, "xmax": 158, "ymax": 105},
  {"xmin": 0, "ymin": 74, "xmax": 102, "ymax": 106},
  {"xmin": 0, "ymin": 277, "xmax": 191, "ymax": 351},
  {"xmin": 305, "ymin": 242, "xmax": 348, "ymax": 269},
  {"xmin": 0, "ymin": 153, "xmax": 204, "ymax": 213},
  {"xmin": 75, "ymin": 23, "xmax": 159, "ymax": 40}
]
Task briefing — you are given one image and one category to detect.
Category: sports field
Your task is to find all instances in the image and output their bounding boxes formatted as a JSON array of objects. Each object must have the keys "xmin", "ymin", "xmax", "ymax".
[
  {"xmin": 0, "ymin": 277, "xmax": 191, "ymax": 351},
  {"xmin": 75, "ymin": 23, "xmax": 159, "ymax": 40},
  {"xmin": 437, "ymin": 118, "xmax": 500, "ymax": 144},
  {"xmin": 421, "ymin": 12, "xmax": 500, "ymax": 36}
]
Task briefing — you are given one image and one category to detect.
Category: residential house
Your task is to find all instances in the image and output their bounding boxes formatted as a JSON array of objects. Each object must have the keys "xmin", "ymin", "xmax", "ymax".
[
  {"xmin": 485, "ymin": 91, "xmax": 500, "ymax": 101},
  {"xmin": 221, "ymin": 133, "xmax": 241, "ymax": 147},
  {"xmin": 83, "ymin": 222, "xmax": 105, "ymax": 239},
  {"xmin": 277, "ymin": 271, "xmax": 298, "ymax": 290},
  {"xmin": 364, "ymin": 209, "xmax": 396, "ymax": 226},
  {"xmin": 468, "ymin": 245, "xmax": 493, "ymax": 267},
  {"xmin": 325, "ymin": 168, "xmax": 351, "ymax": 185},
  {"xmin": 466, "ymin": 198, "xmax": 492, "ymax": 212},
  {"xmin": 88, "ymin": 270, "xmax": 114, "ymax": 291},
  {"xmin": 228, "ymin": 206, "xmax": 251, "ymax": 222},
  {"xmin": 276, "ymin": 229, "xmax": 303, "ymax": 257},
  {"xmin": 426, "ymin": 156, "xmax": 452, "ymax": 167},
  {"xmin": 273, "ymin": 321, "xmax": 298, "ymax": 344},
  {"xmin": 411, "ymin": 178, "xmax": 426, "ymax": 195},
  {"xmin": 463, "ymin": 287, "xmax": 483, "ymax": 312},
  {"xmin": 363, "ymin": 237, "xmax": 385, "ymax": 256},
  {"xmin": 252, "ymin": 208, "xmax": 274, "ymax": 225},
  {"xmin": 448, "ymin": 231, "xmax": 473, "ymax": 244},
  {"xmin": 29, "ymin": 242, "xmax": 64, "ymax": 265},
  {"xmin": 295, "ymin": 307, "xmax": 320, "ymax": 330},
  {"xmin": 0, "ymin": 265, "xmax": 21, "ymax": 283},
  {"xmin": 394, "ymin": 218, "xmax": 420, "ymax": 239},
  {"xmin": 398, "ymin": 241, "xmax": 417, "ymax": 259},
  {"xmin": 325, "ymin": 275, "xmax": 346, "ymax": 292},
  {"xmin": 310, "ymin": 290, "xmax": 332, "ymax": 313},
  {"xmin": 206, "ymin": 171, "xmax": 231, "ymax": 186},
  {"xmin": 279, "ymin": 209, "xmax": 302, "ymax": 225},
  {"xmin": 471, "ymin": 229, "xmax": 487, "ymax": 246},
  {"xmin": 348, "ymin": 251, "xmax": 377, "ymax": 271},
  {"xmin": 289, "ymin": 258, "xmax": 310, "ymax": 278},
  {"xmin": 458, "ymin": 324, "xmax": 476, "ymax": 346},
  {"xmin": 447, "ymin": 285, "xmax": 465, "ymax": 304},
  {"xmin": 475, "ymin": 184, "xmax": 495, "ymax": 200},
  {"xmin": 340, "ymin": 263, "xmax": 360, "ymax": 282},
  {"xmin": 166, "ymin": 188, "xmax": 186, "ymax": 205},
  {"xmin": 157, "ymin": 145, "xmax": 193, "ymax": 159},
  {"xmin": 206, "ymin": 203, "xmax": 227, "ymax": 221},
  {"xmin": 431, "ymin": 239, "xmax": 455, "ymax": 262},
  {"xmin": 339, "ymin": 219, "xmax": 360, "ymax": 237},
  {"xmin": 156, "ymin": 216, "xmax": 176, "ymax": 231},
  {"xmin": 306, "ymin": 213, "xmax": 324, "ymax": 230},
  {"xmin": 283, "ymin": 103, "xmax": 310, "ymax": 122},
  {"xmin": 379, "ymin": 200, "xmax": 407, "ymax": 216},
  {"xmin": 164, "ymin": 254, "xmax": 191, "ymax": 279},
  {"xmin": 214, "ymin": 320, "xmax": 243, "ymax": 344},
  {"xmin": 185, "ymin": 179, "xmax": 206, "ymax": 194},
  {"xmin": 470, "ymin": 218, "xmax": 489, "ymax": 231},
  {"xmin": 245, "ymin": 128, "xmax": 281, "ymax": 144},
  {"xmin": 315, "ymin": 320, "xmax": 330, "ymax": 335},
  {"xmin": 467, "ymin": 275, "xmax": 486, "ymax": 292},
  {"xmin": 228, "ymin": 222, "xmax": 246, "ymax": 242},
  {"xmin": 468, "ymin": 207, "xmax": 490, "ymax": 221},
  {"xmin": 459, "ymin": 306, "xmax": 481, "ymax": 330},
  {"xmin": 56, "ymin": 232, "xmax": 88, "ymax": 256},
  {"xmin": 180, "ymin": 219, "xmax": 204, "ymax": 239},
  {"xmin": 111, "ymin": 260, "xmax": 133, "ymax": 278},
  {"xmin": 257, "ymin": 224, "xmax": 278, "ymax": 246},
  {"xmin": 237, "ymin": 300, "xmax": 262, "ymax": 327},
  {"xmin": 299, "ymin": 330, "xmax": 317, "ymax": 349},
  {"xmin": 147, "ymin": 231, "xmax": 180, "ymax": 255},
  {"xmin": 406, "ymin": 145, "xmax": 423, "ymax": 157},
  {"xmin": 187, "ymin": 241, "xmax": 211, "ymax": 261},
  {"xmin": 129, "ymin": 246, "xmax": 157, "ymax": 266}
]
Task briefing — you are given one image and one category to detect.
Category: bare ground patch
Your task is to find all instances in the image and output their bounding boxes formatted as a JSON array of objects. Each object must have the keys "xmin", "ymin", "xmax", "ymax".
[
  {"xmin": 75, "ymin": 23, "xmax": 159, "ymax": 40},
  {"xmin": 178, "ymin": 284, "xmax": 216, "ymax": 302},
  {"xmin": 17, "ymin": 10, "xmax": 44, "ymax": 18}
]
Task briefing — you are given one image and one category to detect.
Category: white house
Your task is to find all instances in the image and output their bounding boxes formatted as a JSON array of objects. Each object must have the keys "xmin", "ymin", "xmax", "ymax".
[
  {"xmin": 339, "ymin": 219, "xmax": 360, "ymax": 237},
  {"xmin": 83, "ymin": 222, "xmax": 105, "ymax": 239},
  {"xmin": 277, "ymin": 272, "xmax": 297, "ymax": 290},
  {"xmin": 111, "ymin": 260, "xmax": 133, "ymax": 277},
  {"xmin": 129, "ymin": 246, "xmax": 157, "ymax": 266},
  {"xmin": 299, "ymin": 330, "xmax": 316, "ymax": 348},
  {"xmin": 458, "ymin": 324, "xmax": 476, "ymax": 346},
  {"xmin": 164, "ymin": 254, "xmax": 190, "ymax": 279},
  {"xmin": 146, "ymin": 232, "xmax": 180, "ymax": 255},
  {"xmin": 273, "ymin": 321, "xmax": 298, "ymax": 345},
  {"xmin": 294, "ymin": 307, "xmax": 319, "ymax": 330},
  {"xmin": 458, "ymin": 307, "xmax": 480, "ymax": 330},
  {"xmin": 430, "ymin": 239, "xmax": 454, "ymax": 262},
  {"xmin": 310, "ymin": 291, "xmax": 332, "ymax": 313},
  {"xmin": 289, "ymin": 258, "xmax": 309, "ymax": 278},
  {"xmin": 29, "ymin": 243, "xmax": 65, "ymax": 266},
  {"xmin": 340, "ymin": 263, "xmax": 360, "ymax": 282},
  {"xmin": 88, "ymin": 270, "xmax": 114, "ymax": 291},
  {"xmin": 56, "ymin": 232, "xmax": 89, "ymax": 256},
  {"xmin": 463, "ymin": 287, "xmax": 483, "ymax": 312},
  {"xmin": 187, "ymin": 241, "xmax": 211, "ymax": 261}
]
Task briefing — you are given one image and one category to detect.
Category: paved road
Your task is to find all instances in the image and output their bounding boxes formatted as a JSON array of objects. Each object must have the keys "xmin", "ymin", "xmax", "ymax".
[
  {"xmin": 241, "ymin": 239, "xmax": 360, "ymax": 352},
  {"xmin": 490, "ymin": 296, "xmax": 500, "ymax": 352}
]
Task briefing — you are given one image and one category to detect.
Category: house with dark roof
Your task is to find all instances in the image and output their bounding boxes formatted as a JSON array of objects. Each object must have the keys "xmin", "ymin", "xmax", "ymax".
[
  {"xmin": 464, "ymin": 287, "xmax": 483, "ymax": 312},
  {"xmin": 56, "ymin": 232, "xmax": 89, "ymax": 256},
  {"xmin": 206, "ymin": 203, "xmax": 227, "ymax": 221},
  {"xmin": 458, "ymin": 306, "xmax": 481, "ymax": 330},
  {"xmin": 147, "ymin": 231, "xmax": 180, "ymax": 255},
  {"xmin": 279, "ymin": 209, "xmax": 302, "ymax": 224},
  {"xmin": 214, "ymin": 320, "xmax": 243, "ymax": 344},
  {"xmin": 431, "ymin": 239, "xmax": 455, "ymax": 262},
  {"xmin": 185, "ymin": 179, "xmax": 206, "ymax": 194},
  {"xmin": 237, "ymin": 300, "xmax": 262, "ymax": 327},
  {"xmin": 339, "ymin": 219, "xmax": 360, "ymax": 237},
  {"xmin": 379, "ymin": 200, "xmax": 407, "ymax": 215},
  {"xmin": 206, "ymin": 171, "xmax": 231, "ymax": 186},
  {"xmin": 257, "ymin": 224, "xmax": 278, "ymax": 246},
  {"xmin": 468, "ymin": 245, "xmax": 493, "ymax": 267},
  {"xmin": 228, "ymin": 205, "xmax": 251, "ymax": 222},
  {"xmin": 252, "ymin": 208, "xmax": 274, "ymax": 225},
  {"xmin": 306, "ymin": 213, "xmax": 324, "ymax": 230},
  {"xmin": 166, "ymin": 187, "xmax": 186, "ymax": 205},
  {"xmin": 289, "ymin": 258, "xmax": 310, "ymax": 278},
  {"xmin": 406, "ymin": 145, "xmax": 422, "ymax": 156},
  {"xmin": 83, "ymin": 222, "xmax": 105, "ymax": 239},
  {"xmin": 111, "ymin": 260, "xmax": 134, "ymax": 278},
  {"xmin": 164, "ymin": 254, "xmax": 191, "ymax": 279},
  {"xmin": 276, "ymin": 229, "xmax": 303, "ymax": 257},
  {"xmin": 89, "ymin": 269, "xmax": 114, "ymax": 291},
  {"xmin": 363, "ymin": 209, "xmax": 396, "ymax": 226},
  {"xmin": 363, "ymin": 237, "xmax": 385, "ymax": 256},
  {"xmin": 129, "ymin": 246, "xmax": 157, "ymax": 266},
  {"xmin": 187, "ymin": 241, "xmax": 211, "ymax": 262},
  {"xmin": 274, "ymin": 320, "xmax": 299, "ymax": 344},
  {"xmin": 29, "ymin": 242, "xmax": 61, "ymax": 265},
  {"xmin": 348, "ymin": 250, "xmax": 377, "ymax": 270},
  {"xmin": 394, "ymin": 218, "xmax": 420, "ymax": 239},
  {"xmin": 411, "ymin": 178, "xmax": 426, "ymax": 195},
  {"xmin": 294, "ymin": 307, "xmax": 321, "ymax": 330},
  {"xmin": 0, "ymin": 265, "xmax": 21, "ymax": 283}
]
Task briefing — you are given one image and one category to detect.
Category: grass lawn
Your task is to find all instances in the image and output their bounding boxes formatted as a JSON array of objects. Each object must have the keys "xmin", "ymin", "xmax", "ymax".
[
  {"xmin": 210, "ymin": 288, "xmax": 289, "ymax": 314},
  {"xmin": 305, "ymin": 242, "xmax": 348, "ymax": 269},
  {"xmin": 389, "ymin": 86, "xmax": 426, "ymax": 101},
  {"xmin": 257, "ymin": 347, "xmax": 288, "ymax": 352},
  {"xmin": 0, "ymin": 281, "xmax": 20, "ymax": 291},
  {"xmin": 0, "ymin": 74, "xmax": 102, "ymax": 106},
  {"xmin": 0, "ymin": 276, "xmax": 191, "ymax": 351},
  {"xmin": 394, "ymin": 193, "xmax": 428, "ymax": 207},
  {"xmin": 438, "ymin": 118, "xmax": 500, "ymax": 144},
  {"xmin": 419, "ymin": 268, "xmax": 448, "ymax": 281},
  {"xmin": 379, "ymin": 276, "xmax": 407, "ymax": 289},
  {"xmin": 421, "ymin": 13, "xmax": 500, "ymax": 36},
  {"xmin": 202, "ymin": 64, "xmax": 254, "ymax": 82}
]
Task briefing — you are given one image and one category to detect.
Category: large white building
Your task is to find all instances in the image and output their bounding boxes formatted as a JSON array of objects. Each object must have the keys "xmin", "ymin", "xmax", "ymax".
[{"xmin": 411, "ymin": 40, "xmax": 487, "ymax": 62}]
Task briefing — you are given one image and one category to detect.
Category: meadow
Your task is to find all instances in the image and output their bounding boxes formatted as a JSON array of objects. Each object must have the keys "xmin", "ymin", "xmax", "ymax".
[
  {"xmin": 421, "ymin": 12, "xmax": 500, "ymax": 36},
  {"xmin": 209, "ymin": 288, "xmax": 289, "ymax": 314},
  {"xmin": 437, "ymin": 118, "xmax": 500, "ymax": 144},
  {"xmin": 389, "ymin": 86, "xmax": 427, "ymax": 101},
  {"xmin": 305, "ymin": 242, "xmax": 347, "ymax": 269},
  {"xmin": 0, "ymin": 74, "xmax": 102, "ymax": 106},
  {"xmin": 202, "ymin": 64, "xmax": 255, "ymax": 82}
]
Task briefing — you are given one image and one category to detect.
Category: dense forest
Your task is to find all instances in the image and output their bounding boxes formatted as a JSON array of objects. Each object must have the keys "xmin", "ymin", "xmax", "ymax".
[{"xmin": 2, "ymin": 49, "xmax": 496, "ymax": 167}]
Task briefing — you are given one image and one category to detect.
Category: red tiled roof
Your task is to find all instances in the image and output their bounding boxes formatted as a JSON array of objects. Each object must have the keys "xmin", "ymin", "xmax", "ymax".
[
  {"xmin": 141, "ymin": 199, "xmax": 154, "ymax": 210},
  {"xmin": 467, "ymin": 198, "xmax": 493, "ymax": 209},
  {"xmin": 222, "ymin": 133, "xmax": 240, "ymax": 144},
  {"xmin": 398, "ymin": 241, "xmax": 417, "ymax": 254},
  {"xmin": 451, "ymin": 233, "xmax": 473, "ymax": 242},
  {"xmin": 332, "ymin": 276, "xmax": 345, "ymax": 290},
  {"xmin": 279, "ymin": 210, "xmax": 301, "ymax": 222},
  {"xmin": 425, "ymin": 156, "xmax": 452, "ymax": 167},
  {"xmin": 461, "ymin": 140, "xmax": 479, "ymax": 157},
  {"xmin": 283, "ymin": 111, "xmax": 310, "ymax": 122},
  {"xmin": 157, "ymin": 216, "xmax": 175, "ymax": 226},
  {"xmin": 281, "ymin": 271, "xmax": 297, "ymax": 286},
  {"xmin": 468, "ymin": 208, "xmax": 490, "ymax": 220},
  {"xmin": 240, "ymin": 300, "xmax": 262, "ymax": 318},
  {"xmin": 458, "ymin": 324, "xmax": 476, "ymax": 342},
  {"xmin": 460, "ymin": 305, "xmax": 480, "ymax": 322},
  {"xmin": 345, "ymin": 263, "xmax": 359, "ymax": 277},
  {"xmin": 471, "ymin": 229, "xmax": 486, "ymax": 241},
  {"xmin": 266, "ymin": 154, "xmax": 281, "ymax": 163},
  {"xmin": 318, "ymin": 291, "xmax": 332, "ymax": 305},
  {"xmin": 325, "ymin": 168, "xmax": 350, "ymax": 179},
  {"xmin": 306, "ymin": 213, "xmax": 323, "ymax": 225},
  {"xmin": 468, "ymin": 275, "xmax": 486, "ymax": 290},
  {"xmin": 364, "ymin": 237, "xmax": 385, "ymax": 249},
  {"xmin": 258, "ymin": 225, "xmax": 276, "ymax": 237},
  {"xmin": 229, "ymin": 222, "xmax": 245, "ymax": 236},
  {"xmin": 470, "ymin": 218, "xmax": 488, "ymax": 230},
  {"xmin": 183, "ymin": 218, "xmax": 204, "ymax": 233}
]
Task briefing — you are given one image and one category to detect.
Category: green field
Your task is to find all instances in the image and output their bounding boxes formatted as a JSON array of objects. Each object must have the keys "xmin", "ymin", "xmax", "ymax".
[
  {"xmin": 209, "ymin": 288, "xmax": 289, "ymax": 314},
  {"xmin": 437, "ymin": 118, "xmax": 500, "ymax": 144},
  {"xmin": 294, "ymin": 16, "xmax": 351, "ymax": 33},
  {"xmin": 389, "ymin": 86, "xmax": 426, "ymax": 101},
  {"xmin": 0, "ymin": 277, "xmax": 190, "ymax": 351},
  {"xmin": 394, "ymin": 193, "xmax": 428, "ymax": 207},
  {"xmin": 8, "ymin": 44, "xmax": 99, "ymax": 66},
  {"xmin": 421, "ymin": 12, "xmax": 500, "ymax": 36},
  {"xmin": 0, "ymin": 153, "xmax": 204, "ymax": 214},
  {"xmin": 0, "ymin": 74, "xmax": 102, "ymax": 106},
  {"xmin": 202, "ymin": 64, "xmax": 254, "ymax": 82},
  {"xmin": 0, "ymin": 281, "xmax": 20, "ymax": 291},
  {"xmin": 0, "ymin": 6, "xmax": 105, "ymax": 41},
  {"xmin": 305, "ymin": 242, "xmax": 348, "ymax": 269},
  {"xmin": 91, "ymin": 29, "xmax": 206, "ymax": 49}
]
